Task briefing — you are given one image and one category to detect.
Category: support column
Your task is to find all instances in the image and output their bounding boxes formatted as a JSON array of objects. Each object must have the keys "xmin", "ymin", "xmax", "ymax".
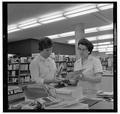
[{"xmin": 75, "ymin": 23, "xmax": 85, "ymax": 60}]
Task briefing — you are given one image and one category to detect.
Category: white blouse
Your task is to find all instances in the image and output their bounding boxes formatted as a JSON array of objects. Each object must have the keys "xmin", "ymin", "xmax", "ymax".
[
  {"xmin": 30, "ymin": 54, "xmax": 57, "ymax": 84},
  {"xmin": 74, "ymin": 55, "xmax": 103, "ymax": 95}
]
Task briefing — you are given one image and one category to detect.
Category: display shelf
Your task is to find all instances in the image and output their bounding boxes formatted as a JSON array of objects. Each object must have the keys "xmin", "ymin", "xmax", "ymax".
[
  {"xmin": 55, "ymin": 56, "xmax": 75, "ymax": 78},
  {"xmin": 8, "ymin": 57, "xmax": 31, "ymax": 85}
]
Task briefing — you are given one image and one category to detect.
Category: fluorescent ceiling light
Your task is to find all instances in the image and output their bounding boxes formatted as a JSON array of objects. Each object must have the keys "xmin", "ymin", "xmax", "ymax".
[
  {"xmin": 18, "ymin": 19, "xmax": 38, "ymax": 27},
  {"xmin": 39, "ymin": 13, "xmax": 63, "ymax": 22},
  {"xmin": 85, "ymin": 27, "xmax": 98, "ymax": 33},
  {"xmin": 20, "ymin": 23, "xmax": 41, "ymax": 29},
  {"xmin": 93, "ymin": 41, "xmax": 112, "ymax": 46},
  {"xmin": 98, "ymin": 34, "xmax": 113, "ymax": 40},
  {"xmin": 8, "ymin": 24, "xmax": 18, "ymax": 31},
  {"xmin": 107, "ymin": 48, "xmax": 113, "ymax": 51},
  {"xmin": 40, "ymin": 17, "xmax": 66, "ymax": 24},
  {"xmin": 8, "ymin": 28, "xmax": 21, "ymax": 33},
  {"xmin": 18, "ymin": 19, "xmax": 41, "ymax": 29},
  {"xmin": 86, "ymin": 36, "xmax": 97, "ymax": 41},
  {"xmin": 98, "ymin": 4, "xmax": 113, "ymax": 10},
  {"xmin": 98, "ymin": 48, "xmax": 113, "ymax": 52},
  {"xmin": 8, "ymin": 4, "xmax": 113, "ymax": 34},
  {"xmin": 65, "ymin": 8, "xmax": 98, "ymax": 18},
  {"xmin": 64, "ymin": 4, "xmax": 97, "ymax": 15},
  {"xmin": 98, "ymin": 23, "xmax": 113, "ymax": 31},
  {"xmin": 68, "ymin": 39, "xmax": 75, "ymax": 44},
  {"xmin": 93, "ymin": 48, "xmax": 98, "ymax": 51},
  {"xmin": 97, "ymin": 4, "xmax": 110, "ymax": 7},
  {"xmin": 98, "ymin": 49, "xmax": 106, "ymax": 52},
  {"xmin": 96, "ymin": 45, "xmax": 113, "ymax": 49},
  {"xmin": 47, "ymin": 34, "xmax": 60, "ymax": 39},
  {"xmin": 93, "ymin": 47, "xmax": 113, "ymax": 53},
  {"xmin": 59, "ymin": 31, "xmax": 75, "ymax": 37}
]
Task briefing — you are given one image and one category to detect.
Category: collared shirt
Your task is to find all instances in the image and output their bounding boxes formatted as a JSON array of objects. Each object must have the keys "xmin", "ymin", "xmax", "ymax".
[
  {"xmin": 30, "ymin": 54, "xmax": 57, "ymax": 84},
  {"xmin": 74, "ymin": 55, "xmax": 103, "ymax": 96}
]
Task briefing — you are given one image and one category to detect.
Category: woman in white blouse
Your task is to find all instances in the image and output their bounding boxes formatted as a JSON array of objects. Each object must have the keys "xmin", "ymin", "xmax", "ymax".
[
  {"xmin": 67, "ymin": 38, "xmax": 103, "ymax": 97},
  {"xmin": 30, "ymin": 37, "xmax": 60, "ymax": 84}
]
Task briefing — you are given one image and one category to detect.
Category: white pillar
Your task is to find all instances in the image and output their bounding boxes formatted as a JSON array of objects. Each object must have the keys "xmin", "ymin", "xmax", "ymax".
[{"xmin": 75, "ymin": 24, "xmax": 85, "ymax": 60}]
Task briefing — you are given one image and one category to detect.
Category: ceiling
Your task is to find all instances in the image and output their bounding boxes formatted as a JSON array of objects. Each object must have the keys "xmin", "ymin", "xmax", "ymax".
[{"xmin": 7, "ymin": 3, "xmax": 113, "ymax": 44}]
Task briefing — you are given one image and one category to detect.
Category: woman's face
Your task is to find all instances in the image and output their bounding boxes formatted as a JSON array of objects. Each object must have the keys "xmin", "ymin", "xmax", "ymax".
[
  {"xmin": 78, "ymin": 44, "xmax": 89, "ymax": 58},
  {"xmin": 43, "ymin": 47, "xmax": 53, "ymax": 58}
]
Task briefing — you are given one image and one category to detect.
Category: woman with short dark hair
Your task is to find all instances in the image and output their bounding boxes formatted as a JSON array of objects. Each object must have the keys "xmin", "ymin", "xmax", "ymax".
[
  {"xmin": 78, "ymin": 38, "xmax": 94, "ymax": 54},
  {"xmin": 67, "ymin": 38, "xmax": 103, "ymax": 97},
  {"xmin": 30, "ymin": 37, "xmax": 60, "ymax": 84}
]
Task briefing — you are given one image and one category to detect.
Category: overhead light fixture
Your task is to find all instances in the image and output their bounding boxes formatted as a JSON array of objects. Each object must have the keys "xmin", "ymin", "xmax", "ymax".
[
  {"xmin": 18, "ymin": 19, "xmax": 41, "ymax": 29},
  {"xmin": 68, "ymin": 39, "xmax": 75, "ymax": 44},
  {"xmin": 59, "ymin": 31, "xmax": 75, "ymax": 37},
  {"xmin": 96, "ymin": 44, "xmax": 113, "ymax": 49},
  {"xmin": 85, "ymin": 27, "xmax": 98, "ymax": 33},
  {"xmin": 107, "ymin": 48, "xmax": 113, "ymax": 51},
  {"xmin": 98, "ymin": 48, "xmax": 106, "ymax": 52},
  {"xmin": 8, "ymin": 24, "xmax": 21, "ymax": 33},
  {"xmin": 19, "ymin": 23, "xmax": 41, "ymax": 29},
  {"xmin": 38, "ymin": 12, "xmax": 66, "ymax": 24},
  {"xmin": 98, "ymin": 23, "xmax": 113, "ymax": 31},
  {"xmin": 40, "ymin": 17, "xmax": 66, "ymax": 24},
  {"xmin": 8, "ymin": 28, "xmax": 21, "ymax": 33},
  {"xmin": 93, "ymin": 41, "xmax": 112, "ymax": 46},
  {"xmin": 98, "ymin": 48, "xmax": 113, "ymax": 53},
  {"xmin": 65, "ymin": 8, "xmax": 98, "ymax": 18},
  {"xmin": 97, "ymin": 34, "xmax": 113, "ymax": 40},
  {"xmin": 8, "ymin": 24, "xmax": 18, "ymax": 31},
  {"xmin": 47, "ymin": 34, "xmax": 60, "ymax": 39},
  {"xmin": 8, "ymin": 4, "xmax": 114, "ymax": 34},
  {"xmin": 93, "ymin": 48, "xmax": 98, "ymax": 51},
  {"xmin": 19, "ymin": 19, "xmax": 37, "ymax": 26},
  {"xmin": 98, "ymin": 48, "xmax": 113, "ymax": 52},
  {"xmin": 64, "ymin": 4, "xmax": 98, "ymax": 18},
  {"xmin": 39, "ymin": 13, "xmax": 63, "ymax": 21},
  {"xmin": 97, "ymin": 4, "xmax": 113, "ymax": 10},
  {"xmin": 86, "ymin": 36, "xmax": 97, "ymax": 41}
]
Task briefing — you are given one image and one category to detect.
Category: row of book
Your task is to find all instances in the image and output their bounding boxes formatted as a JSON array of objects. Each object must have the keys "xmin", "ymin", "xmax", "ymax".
[{"xmin": 8, "ymin": 64, "xmax": 29, "ymax": 70}]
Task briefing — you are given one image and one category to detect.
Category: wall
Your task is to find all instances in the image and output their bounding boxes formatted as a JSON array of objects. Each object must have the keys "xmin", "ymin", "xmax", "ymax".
[
  {"xmin": 8, "ymin": 39, "xmax": 32, "ymax": 56},
  {"xmin": 8, "ymin": 39, "xmax": 75, "ymax": 56},
  {"xmin": 30, "ymin": 39, "xmax": 40, "ymax": 54},
  {"xmin": 53, "ymin": 42, "xmax": 75, "ymax": 55}
]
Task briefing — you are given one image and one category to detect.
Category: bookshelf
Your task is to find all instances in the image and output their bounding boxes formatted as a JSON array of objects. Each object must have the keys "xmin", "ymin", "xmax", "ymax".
[
  {"xmin": 8, "ymin": 56, "xmax": 32, "ymax": 104},
  {"xmin": 8, "ymin": 62, "xmax": 31, "ymax": 85},
  {"xmin": 55, "ymin": 55, "xmax": 76, "ymax": 78}
]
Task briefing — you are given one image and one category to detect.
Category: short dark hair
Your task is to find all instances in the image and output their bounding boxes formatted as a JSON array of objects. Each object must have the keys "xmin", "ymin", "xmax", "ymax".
[
  {"xmin": 38, "ymin": 37, "xmax": 53, "ymax": 51},
  {"xmin": 78, "ymin": 38, "xmax": 94, "ymax": 54}
]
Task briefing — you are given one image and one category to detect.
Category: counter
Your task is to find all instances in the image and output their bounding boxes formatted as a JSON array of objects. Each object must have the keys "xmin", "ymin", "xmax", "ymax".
[
  {"xmin": 46, "ymin": 86, "xmax": 113, "ymax": 109},
  {"xmin": 8, "ymin": 77, "xmax": 114, "ymax": 110}
]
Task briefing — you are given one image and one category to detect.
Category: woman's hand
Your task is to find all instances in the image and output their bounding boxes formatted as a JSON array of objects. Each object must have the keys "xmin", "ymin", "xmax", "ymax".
[{"xmin": 66, "ymin": 69, "xmax": 85, "ymax": 80}]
